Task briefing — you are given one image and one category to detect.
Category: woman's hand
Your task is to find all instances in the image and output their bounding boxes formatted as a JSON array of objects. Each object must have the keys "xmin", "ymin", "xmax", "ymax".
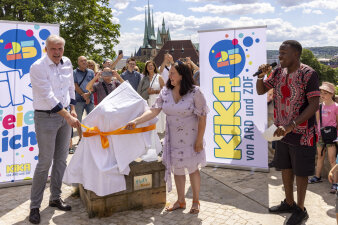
[
  {"xmin": 194, "ymin": 138, "xmax": 203, "ymax": 152},
  {"xmin": 125, "ymin": 120, "xmax": 136, "ymax": 130},
  {"xmin": 147, "ymin": 88, "xmax": 154, "ymax": 94}
]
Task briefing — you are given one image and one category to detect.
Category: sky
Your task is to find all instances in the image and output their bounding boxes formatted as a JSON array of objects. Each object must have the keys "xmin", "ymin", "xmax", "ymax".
[{"xmin": 109, "ymin": 0, "xmax": 338, "ymax": 57}]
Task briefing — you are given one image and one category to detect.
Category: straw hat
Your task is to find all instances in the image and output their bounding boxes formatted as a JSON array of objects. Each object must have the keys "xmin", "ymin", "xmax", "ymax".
[{"xmin": 319, "ymin": 82, "xmax": 335, "ymax": 94}]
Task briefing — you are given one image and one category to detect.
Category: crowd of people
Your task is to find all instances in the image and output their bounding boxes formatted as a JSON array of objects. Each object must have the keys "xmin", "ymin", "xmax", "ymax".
[
  {"xmin": 27, "ymin": 34, "xmax": 204, "ymax": 224},
  {"xmin": 27, "ymin": 34, "xmax": 337, "ymax": 225}
]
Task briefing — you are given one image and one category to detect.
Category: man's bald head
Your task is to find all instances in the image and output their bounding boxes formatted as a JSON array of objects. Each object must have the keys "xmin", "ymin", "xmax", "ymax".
[{"xmin": 77, "ymin": 56, "xmax": 87, "ymax": 71}]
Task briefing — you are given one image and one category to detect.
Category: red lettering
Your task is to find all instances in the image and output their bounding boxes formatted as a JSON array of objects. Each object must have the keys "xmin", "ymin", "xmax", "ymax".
[{"xmin": 3, "ymin": 115, "xmax": 16, "ymax": 129}]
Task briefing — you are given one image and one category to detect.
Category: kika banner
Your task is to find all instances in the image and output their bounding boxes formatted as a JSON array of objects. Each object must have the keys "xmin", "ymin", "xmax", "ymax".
[
  {"xmin": 0, "ymin": 20, "xmax": 59, "ymax": 184},
  {"xmin": 199, "ymin": 26, "xmax": 268, "ymax": 170}
]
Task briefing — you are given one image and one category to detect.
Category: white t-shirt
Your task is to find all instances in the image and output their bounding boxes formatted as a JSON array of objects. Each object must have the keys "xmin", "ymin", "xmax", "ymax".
[{"xmin": 160, "ymin": 65, "xmax": 171, "ymax": 83}]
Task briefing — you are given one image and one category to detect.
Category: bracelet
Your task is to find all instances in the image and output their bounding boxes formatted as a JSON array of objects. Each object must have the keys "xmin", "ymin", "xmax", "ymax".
[
  {"xmin": 257, "ymin": 77, "xmax": 264, "ymax": 80},
  {"xmin": 292, "ymin": 120, "xmax": 297, "ymax": 128}
]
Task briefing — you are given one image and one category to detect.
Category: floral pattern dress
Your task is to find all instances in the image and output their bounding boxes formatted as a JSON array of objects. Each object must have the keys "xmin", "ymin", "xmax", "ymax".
[{"xmin": 152, "ymin": 86, "xmax": 209, "ymax": 192}]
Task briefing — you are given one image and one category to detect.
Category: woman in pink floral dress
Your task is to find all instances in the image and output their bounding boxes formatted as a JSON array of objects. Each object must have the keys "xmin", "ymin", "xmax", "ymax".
[{"xmin": 126, "ymin": 61, "xmax": 208, "ymax": 214}]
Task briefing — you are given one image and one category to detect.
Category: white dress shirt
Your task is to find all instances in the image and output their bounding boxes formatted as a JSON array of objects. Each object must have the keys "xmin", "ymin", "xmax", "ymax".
[{"xmin": 29, "ymin": 55, "xmax": 75, "ymax": 111}]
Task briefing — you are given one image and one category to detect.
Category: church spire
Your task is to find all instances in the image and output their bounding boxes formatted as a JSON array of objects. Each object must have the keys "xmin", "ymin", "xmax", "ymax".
[
  {"xmin": 142, "ymin": 7, "xmax": 149, "ymax": 48},
  {"xmin": 147, "ymin": 0, "xmax": 152, "ymax": 40},
  {"xmin": 161, "ymin": 17, "xmax": 166, "ymax": 34},
  {"xmin": 156, "ymin": 27, "xmax": 162, "ymax": 44},
  {"xmin": 151, "ymin": 9, "xmax": 155, "ymax": 37},
  {"xmin": 167, "ymin": 27, "xmax": 171, "ymax": 40}
]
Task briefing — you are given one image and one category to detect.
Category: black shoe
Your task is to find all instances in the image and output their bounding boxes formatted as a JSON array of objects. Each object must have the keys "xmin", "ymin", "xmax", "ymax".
[
  {"xmin": 49, "ymin": 198, "xmax": 71, "ymax": 211},
  {"xmin": 268, "ymin": 161, "xmax": 275, "ymax": 168},
  {"xmin": 29, "ymin": 208, "xmax": 40, "ymax": 224},
  {"xmin": 269, "ymin": 199, "xmax": 296, "ymax": 213},
  {"xmin": 286, "ymin": 206, "xmax": 309, "ymax": 225}
]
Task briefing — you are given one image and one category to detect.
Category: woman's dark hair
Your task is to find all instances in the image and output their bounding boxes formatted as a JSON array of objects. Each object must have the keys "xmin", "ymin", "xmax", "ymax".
[
  {"xmin": 166, "ymin": 62, "xmax": 195, "ymax": 96},
  {"xmin": 143, "ymin": 60, "xmax": 158, "ymax": 76}
]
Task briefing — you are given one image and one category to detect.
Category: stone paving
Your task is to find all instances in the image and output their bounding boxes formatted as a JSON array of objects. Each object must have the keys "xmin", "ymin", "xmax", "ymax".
[
  {"xmin": 0, "ymin": 162, "xmax": 336, "ymax": 225},
  {"xmin": 0, "ymin": 129, "xmax": 336, "ymax": 225}
]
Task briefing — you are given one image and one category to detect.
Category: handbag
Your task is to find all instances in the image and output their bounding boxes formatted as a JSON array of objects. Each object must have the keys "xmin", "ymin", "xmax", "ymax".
[{"xmin": 319, "ymin": 104, "xmax": 337, "ymax": 144}]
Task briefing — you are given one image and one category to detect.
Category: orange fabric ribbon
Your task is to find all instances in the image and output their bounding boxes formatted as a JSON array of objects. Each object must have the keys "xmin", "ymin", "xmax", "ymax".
[{"xmin": 81, "ymin": 124, "xmax": 156, "ymax": 149}]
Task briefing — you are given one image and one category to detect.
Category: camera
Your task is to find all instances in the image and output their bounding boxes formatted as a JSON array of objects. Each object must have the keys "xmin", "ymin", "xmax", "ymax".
[{"xmin": 102, "ymin": 71, "xmax": 113, "ymax": 77}]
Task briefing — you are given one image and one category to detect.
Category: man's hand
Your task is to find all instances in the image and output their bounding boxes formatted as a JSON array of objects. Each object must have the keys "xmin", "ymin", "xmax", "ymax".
[
  {"xmin": 257, "ymin": 64, "xmax": 272, "ymax": 79},
  {"xmin": 82, "ymin": 92, "xmax": 91, "ymax": 104},
  {"xmin": 70, "ymin": 109, "xmax": 77, "ymax": 118},
  {"xmin": 112, "ymin": 70, "xmax": 119, "ymax": 78},
  {"xmin": 66, "ymin": 114, "xmax": 81, "ymax": 129},
  {"xmin": 117, "ymin": 53, "xmax": 123, "ymax": 60},
  {"xmin": 273, "ymin": 124, "xmax": 293, "ymax": 137},
  {"xmin": 95, "ymin": 71, "xmax": 102, "ymax": 80}
]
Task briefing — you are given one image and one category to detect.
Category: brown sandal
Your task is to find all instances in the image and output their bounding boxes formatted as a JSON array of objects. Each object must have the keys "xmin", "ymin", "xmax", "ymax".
[
  {"xmin": 189, "ymin": 200, "xmax": 200, "ymax": 214},
  {"xmin": 165, "ymin": 200, "xmax": 186, "ymax": 211}
]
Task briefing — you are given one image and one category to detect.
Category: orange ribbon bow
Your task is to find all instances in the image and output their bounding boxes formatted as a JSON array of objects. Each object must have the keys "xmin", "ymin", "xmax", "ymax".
[{"xmin": 81, "ymin": 124, "xmax": 156, "ymax": 149}]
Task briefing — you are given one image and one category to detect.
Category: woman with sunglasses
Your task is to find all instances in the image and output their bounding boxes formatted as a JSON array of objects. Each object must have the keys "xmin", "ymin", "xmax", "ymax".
[{"xmin": 126, "ymin": 61, "xmax": 208, "ymax": 214}]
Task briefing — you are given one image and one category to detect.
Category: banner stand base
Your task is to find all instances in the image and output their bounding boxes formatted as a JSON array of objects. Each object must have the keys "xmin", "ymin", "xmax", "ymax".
[
  {"xmin": 206, "ymin": 163, "xmax": 269, "ymax": 173},
  {"xmin": 0, "ymin": 178, "xmax": 51, "ymax": 189},
  {"xmin": 0, "ymin": 179, "xmax": 33, "ymax": 188}
]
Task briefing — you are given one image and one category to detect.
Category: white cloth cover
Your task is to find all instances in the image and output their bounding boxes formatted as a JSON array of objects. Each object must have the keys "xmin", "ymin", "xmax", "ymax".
[{"xmin": 63, "ymin": 82, "xmax": 161, "ymax": 196}]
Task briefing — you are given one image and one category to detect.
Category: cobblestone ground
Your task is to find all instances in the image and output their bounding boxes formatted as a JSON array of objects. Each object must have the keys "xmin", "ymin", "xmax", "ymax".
[
  {"xmin": 0, "ymin": 131, "xmax": 336, "ymax": 225},
  {"xmin": 0, "ymin": 165, "xmax": 336, "ymax": 225}
]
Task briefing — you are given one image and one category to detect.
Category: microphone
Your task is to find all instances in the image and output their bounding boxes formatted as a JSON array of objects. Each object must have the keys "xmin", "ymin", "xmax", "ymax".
[{"xmin": 253, "ymin": 62, "xmax": 277, "ymax": 77}]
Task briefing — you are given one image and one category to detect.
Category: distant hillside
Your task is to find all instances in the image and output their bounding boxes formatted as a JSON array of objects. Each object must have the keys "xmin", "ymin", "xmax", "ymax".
[{"xmin": 267, "ymin": 46, "xmax": 338, "ymax": 59}]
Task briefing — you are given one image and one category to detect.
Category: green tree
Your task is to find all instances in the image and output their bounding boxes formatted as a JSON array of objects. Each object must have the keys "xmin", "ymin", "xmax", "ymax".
[
  {"xmin": 0, "ymin": 0, "xmax": 120, "ymax": 65},
  {"xmin": 136, "ymin": 61, "xmax": 145, "ymax": 74},
  {"xmin": 301, "ymin": 49, "xmax": 337, "ymax": 84}
]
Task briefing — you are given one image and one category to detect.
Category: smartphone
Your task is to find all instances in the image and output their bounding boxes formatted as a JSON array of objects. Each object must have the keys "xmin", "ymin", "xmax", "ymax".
[
  {"xmin": 102, "ymin": 71, "xmax": 113, "ymax": 77},
  {"xmin": 118, "ymin": 50, "xmax": 123, "ymax": 55}
]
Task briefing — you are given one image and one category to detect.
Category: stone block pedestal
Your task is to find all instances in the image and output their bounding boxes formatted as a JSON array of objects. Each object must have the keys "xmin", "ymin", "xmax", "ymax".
[{"xmin": 79, "ymin": 159, "xmax": 166, "ymax": 218}]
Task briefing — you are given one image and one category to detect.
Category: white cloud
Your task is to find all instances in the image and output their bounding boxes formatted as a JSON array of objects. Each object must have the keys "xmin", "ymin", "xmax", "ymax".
[
  {"xmin": 276, "ymin": 0, "xmax": 307, "ymax": 7},
  {"xmin": 114, "ymin": 2, "xmax": 129, "ymax": 10},
  {"xmin": 110, "ymin": 0, "xmax": 135, "ymax": 10},
  {"xmin": 111, "ymin": 8, "xmax": 123, "ymax": 17},
  {"xmin": 111, "ymin": 16, "xmax": 120, "ymax": 24},
  {"xmin": 129, "ymin": 11, "xmax": 338, "ymax": 50},
  {"xmin": 114, "ymin": 32, "xmax": 144, "ymax": 57},
  {"xmin": 282, "ymin": 0, "xmax": 338, "ymax": 12},
  {"xmin": 134, "ymin": 6, "xmax": 146, "ymax": 12},
  {"xmin": 302, "ymin": 9, "xmax": 323, "ymax": 14},
  {"xmin": 134, "ymin": 4, "xmax": 154, "ymax": 12},
  {"xmin": 188, "ymin": 3, "xmax": 274, "ymax": 15}
]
